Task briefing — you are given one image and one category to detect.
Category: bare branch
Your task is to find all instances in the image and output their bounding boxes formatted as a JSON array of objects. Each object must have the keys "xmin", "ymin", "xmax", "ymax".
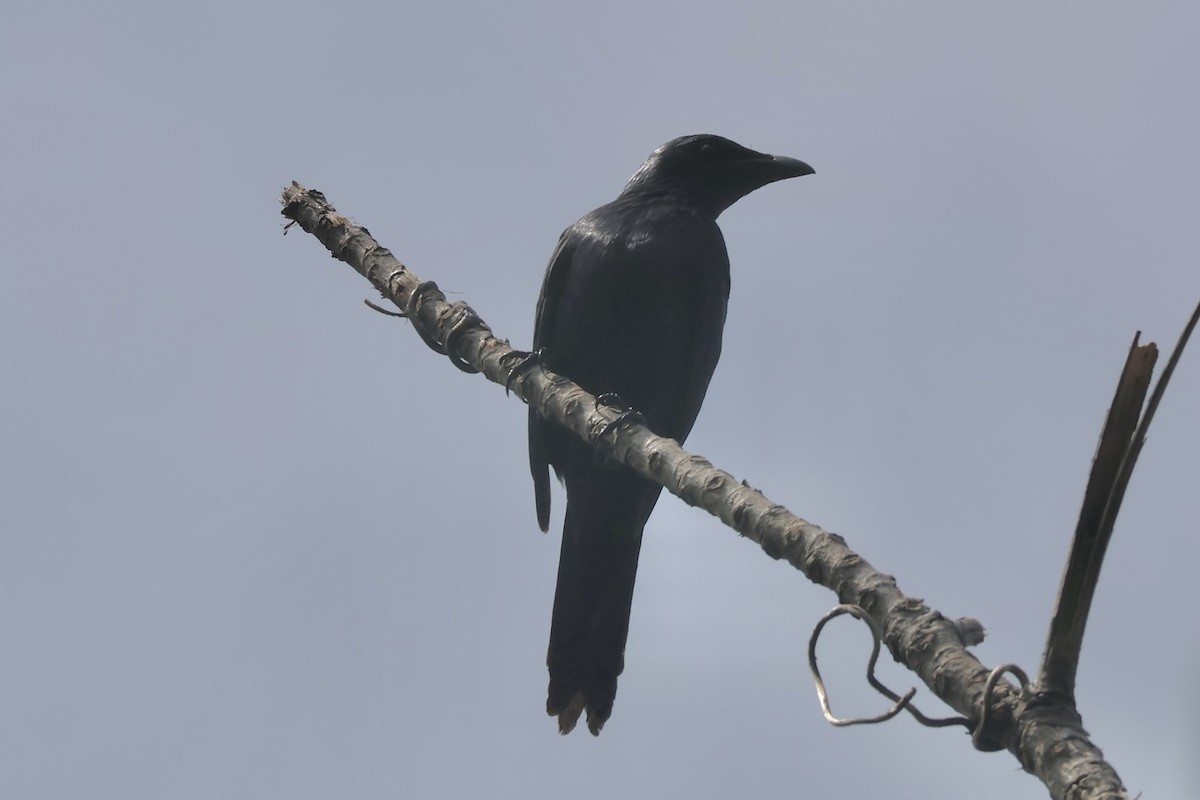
[{"xmin": 280, "ymin": 182, "xmax": 1140, "ymax": 799}]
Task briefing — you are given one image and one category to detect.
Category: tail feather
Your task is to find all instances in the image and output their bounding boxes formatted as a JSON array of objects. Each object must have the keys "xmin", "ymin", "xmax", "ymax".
[{"xmin": 546, "ymin": 472, "xmax": 659, "ymax": 735}]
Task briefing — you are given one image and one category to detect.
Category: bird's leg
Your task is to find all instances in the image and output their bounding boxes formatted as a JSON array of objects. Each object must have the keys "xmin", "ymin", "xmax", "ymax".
[{"xmin": 505, "ymin": 347, "xmax": 545, "ymax": 397}]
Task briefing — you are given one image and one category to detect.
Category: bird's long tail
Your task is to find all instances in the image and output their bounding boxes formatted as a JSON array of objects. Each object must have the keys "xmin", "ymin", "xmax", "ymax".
[{"xmin": 545, "ymin": 474, "xmax": 658, "ymax": 735}]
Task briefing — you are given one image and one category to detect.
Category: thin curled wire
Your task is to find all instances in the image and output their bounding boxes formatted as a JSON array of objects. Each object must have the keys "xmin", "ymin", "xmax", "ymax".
[
  {"xmin": 365, "ymin": 283, "xmax": 481, "ymax": 373},
  {"xmin": 972, "ymin": 663, "xmax": 1030, "ymax": 749},
  {"xmin": 809, "ymin": 604, "xmax": 969, "ymax": 729},
  {"xmin": 404, "ymin": 280, "xmax": 448, "ymax": 354}
]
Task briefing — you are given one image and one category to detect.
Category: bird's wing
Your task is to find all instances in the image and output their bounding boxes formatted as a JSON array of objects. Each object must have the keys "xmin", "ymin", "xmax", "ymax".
[
  {"xmin": 609, "ymin": 219, "xmax": 730, "ymax": 444},
  {"xmin": 670, "ymin": 235, "xmax": 730, "ymax": 443},
  {"xmin": 529, "ymin": 229, "xmax": 577, "ymax": 531}
]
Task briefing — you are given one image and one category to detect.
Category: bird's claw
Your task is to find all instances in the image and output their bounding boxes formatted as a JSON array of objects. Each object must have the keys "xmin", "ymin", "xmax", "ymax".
[
  {"xmin": 594, "ymin": 393, "xmax": 646, "ymax": 440},
  {"xmin": 505, "ymin": 348, "xmax": 545, "ymax": 397},
  {"xmin": 597, "ymin": 408, "xmax": 646, "ymax": 440},
  {"xmin": 594, "ymin": 392, "xmax": 622, "ymax": 411}
]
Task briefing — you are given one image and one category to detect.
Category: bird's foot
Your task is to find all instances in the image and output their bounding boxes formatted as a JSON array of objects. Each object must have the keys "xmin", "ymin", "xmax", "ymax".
[
  {"xmin": 595, "ymin": 393, "xmax": 646, "ymax": 433},
  {"xmin": 504, "ymin": 348, "xmax": 544, "ymax": 397},
  {"xmin": 594, "ymin": 392, "xmax": 646, "ymax": 442}
]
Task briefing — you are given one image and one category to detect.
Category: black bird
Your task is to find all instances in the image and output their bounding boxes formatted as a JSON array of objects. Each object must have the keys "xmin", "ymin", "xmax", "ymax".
[{"xmin": 529, "ymin": 134, "xmax": 813, "ymax": 735}]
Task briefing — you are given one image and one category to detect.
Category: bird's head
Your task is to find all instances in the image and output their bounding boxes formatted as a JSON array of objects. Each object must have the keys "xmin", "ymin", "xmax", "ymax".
[{"xmin": 621, "ymin": 134, "xmax": 814, "ymax": 217}]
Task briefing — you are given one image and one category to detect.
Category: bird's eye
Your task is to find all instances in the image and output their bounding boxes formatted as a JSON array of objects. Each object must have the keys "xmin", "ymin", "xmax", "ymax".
[{"xmin": 697, "ymin": 142, "xmax": 717, "ymax": 160}]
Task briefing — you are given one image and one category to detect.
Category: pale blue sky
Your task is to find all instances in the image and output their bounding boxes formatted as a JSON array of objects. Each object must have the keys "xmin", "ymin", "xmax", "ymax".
[{"xmin": 3, "ymin": 3, "xmax": 1197, "ymax": 797}]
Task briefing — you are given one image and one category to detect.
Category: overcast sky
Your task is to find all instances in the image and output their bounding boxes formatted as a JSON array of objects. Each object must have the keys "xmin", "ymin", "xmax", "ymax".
[{"xmin": 3, "ymin": 3, "xmax": 1198, "ymax": 798}]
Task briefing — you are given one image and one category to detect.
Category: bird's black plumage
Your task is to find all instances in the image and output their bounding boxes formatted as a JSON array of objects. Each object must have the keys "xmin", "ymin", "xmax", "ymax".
[{"xmin": 529, "ymin": 134, "xmax": 813, "ymax": 735}]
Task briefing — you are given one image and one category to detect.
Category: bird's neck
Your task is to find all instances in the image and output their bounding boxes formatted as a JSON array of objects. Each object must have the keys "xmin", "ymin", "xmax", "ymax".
[{"xmin": 615, "ymin": 181, "xmax": 721, "ymax": 219}]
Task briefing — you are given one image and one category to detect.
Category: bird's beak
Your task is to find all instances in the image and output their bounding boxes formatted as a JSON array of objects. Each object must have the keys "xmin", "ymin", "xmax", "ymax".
[
  {"xmin": 731, "ymin": 154, "xmax": 813, "ymax": 200},
  {"xmin": 764, "ymin": 155, "xmax": 815, "ymax": 179}
]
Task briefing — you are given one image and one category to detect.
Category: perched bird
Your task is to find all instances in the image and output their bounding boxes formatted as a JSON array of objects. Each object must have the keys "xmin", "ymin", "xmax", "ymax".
[{"xmin": 529, "ymin": 134, "xmax": 813, "ymax": 735}]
